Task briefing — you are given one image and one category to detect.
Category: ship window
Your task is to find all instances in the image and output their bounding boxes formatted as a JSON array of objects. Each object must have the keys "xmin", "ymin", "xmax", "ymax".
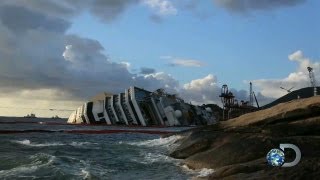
[{"xmin": 98, "ymin": 112, "xmax": 104, "ymax": 117}]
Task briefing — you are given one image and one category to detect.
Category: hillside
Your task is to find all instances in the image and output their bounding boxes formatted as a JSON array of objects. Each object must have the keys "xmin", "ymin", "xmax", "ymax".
[{"xmin": 262, "ymin": 87, "xmax": 320, "ymax": 109}]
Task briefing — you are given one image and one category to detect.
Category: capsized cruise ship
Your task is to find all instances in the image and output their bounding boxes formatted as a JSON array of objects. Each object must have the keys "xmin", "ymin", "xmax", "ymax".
[{"xmin": 68, "ymin": 86, "xmax": 217, "ymax": 126}]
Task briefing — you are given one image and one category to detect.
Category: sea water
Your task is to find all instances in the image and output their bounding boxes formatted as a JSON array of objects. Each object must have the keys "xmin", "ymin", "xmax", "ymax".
[{"xmin": 0, "ymin": 118, "xmax": 201, "ymax": 179}]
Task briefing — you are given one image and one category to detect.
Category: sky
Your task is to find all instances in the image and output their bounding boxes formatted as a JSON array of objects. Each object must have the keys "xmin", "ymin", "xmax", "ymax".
[{"xmin": 0, "ymin": 0, "xmax": 319, "ymax": 117}]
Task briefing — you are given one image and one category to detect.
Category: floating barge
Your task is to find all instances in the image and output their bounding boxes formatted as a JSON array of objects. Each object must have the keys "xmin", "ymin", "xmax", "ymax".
[{"xmin": 68, "ymin": 86, "xmax": 217, "ymax": 126}]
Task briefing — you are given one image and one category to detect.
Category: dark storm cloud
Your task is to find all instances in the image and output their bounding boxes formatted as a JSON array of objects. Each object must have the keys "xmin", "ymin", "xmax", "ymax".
[
  {"xmin": 214, "ymin": 0, "xmax": 306, "ymax": 12},
  {"xmin": 1, "ymin": 0, "xmax": 80, "ymax": 19},
  {"xmin": 88, "ymin": 0, "xmax": 138, "ymax": 22},
  {"xmin": 1, "ymin": 0, "xmax": 137, "ymax": 22},
  {"xmin": 0, "ymin": 15, "xmax": 179, "ymax": 101},
  {"xmin": 140, "ymin": 67, "xmax": 156, "ymax": 75},
  {"xmin": 0, "ymin": 0, "xmax": 141, "ymax": 101},
  {"xmin": 0, "ymin": 5, "xmax": 70, "ymax": 33}
]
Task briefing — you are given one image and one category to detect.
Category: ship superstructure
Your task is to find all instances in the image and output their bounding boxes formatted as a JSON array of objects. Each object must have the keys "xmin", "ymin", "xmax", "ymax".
[{"xmin": 68, "ymin": 86, "xmax": 217, "ymax": 126}]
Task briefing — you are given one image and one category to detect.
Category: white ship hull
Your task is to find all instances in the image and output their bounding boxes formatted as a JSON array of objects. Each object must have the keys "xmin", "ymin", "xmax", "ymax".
[{"xmin": 68, "ymin": 86, "xmax": 217, "ymax": 126}]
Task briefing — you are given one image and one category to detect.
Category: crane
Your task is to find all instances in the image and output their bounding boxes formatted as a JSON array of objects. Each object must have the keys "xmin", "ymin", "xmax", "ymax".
[
  {"xmin": 252, "ymin": 91, "xmax": 260, "ymax": 109},
  {"xmin": 307, "ymin": 67, "xmax": 317, "ymax": 96},
  {"xmin": 280, "ymin": 86, "xmax": 294, "ymax": 93}
]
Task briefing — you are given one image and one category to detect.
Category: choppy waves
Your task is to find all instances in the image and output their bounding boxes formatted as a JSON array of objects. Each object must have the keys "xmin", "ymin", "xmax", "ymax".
[
  {"xmin": 0, "ymin": 153, "xmax": 55, "ymax": 178},
  {"xmin": 1, "ymin": 129, "xmax": 192, "ymax": 179},
  {"xmin": 127, "ymin": 135, "xmax": 216, "ymax": 178},
  {"xmin": 125, "ymin": 135, "xmax": 183, "ymax": 150},
  {"xmin": 13, "ymin": 139, "xmax": 65, "ymax": 147},
  {"xmin": 12, "ymin": 139, "xmax": 97, "ymax": 147}
]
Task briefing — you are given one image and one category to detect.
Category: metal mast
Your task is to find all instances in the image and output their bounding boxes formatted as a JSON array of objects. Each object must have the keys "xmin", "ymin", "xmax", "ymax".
[
  {"xmin": 249, "ymin": 82, "xmax": 253, "ymax": 106},
  {"xmin": 307, "ymin": 67, "xmax": 317, "ymax": 96}
]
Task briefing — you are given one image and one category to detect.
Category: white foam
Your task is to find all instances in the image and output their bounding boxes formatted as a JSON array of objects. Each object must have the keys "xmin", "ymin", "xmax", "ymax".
[
  {"xmin": 0, "ymin": 153, "xmax": 55, "ymax": 177},
  {"xmin": 197, "ymin": 168, "xmax": 215, "ymax": 178},
  {"xmin": 80, "ymin": 169, "xmax": 91, "ymax": 179},
  {"xmin": 70, "ymin": 142, "xmax": 97, "ymax": 146},
  {"xmin": 13, "ymin": 139, "xmax": 97, "ymax": 147},
  {"xmin": 181, "ymin": 164, "xmax": 194, "ymax": 173},
  {"xmin": 142, "ymin": 152, "xmax": 175, "ymax": 164},
  {"xmin": 181, "ymin": 165, "xmax": 215, "ymax": 178},
  {"xmin": 13, "ymin": 139, "xmax": 65, "ymax": 147},
  {"xmin": 127, "ymin": 135, "xmax": 183, "ymax": 149}
]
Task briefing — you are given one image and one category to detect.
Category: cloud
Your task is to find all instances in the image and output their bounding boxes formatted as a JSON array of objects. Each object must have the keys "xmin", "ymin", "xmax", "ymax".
[
  {"xmin": 178, "ymin": 74, "xmax": 274, "ymax": 106},
  {"xmin": 140, "ymin": 67, "xmax": 156, "ymax": 74},
  {"xmin": 135, "ymin": 72, "xmax": 180, "ymax": 94},
  {"xmin": 0, "ymin": 0, "xmax": 281, "ymax": 117},
  {"xmin": 87, "ymin": 0, "xmax": 138, "ymax": 22},
  {"xmin": 180, "ymin": 74, "xmax": 220, "ymax": 104},
  {"xmin": 0, "ymin": 0, "xmax": 180, "ymax": 25},
  {"xmin": 252, "ymin": 50, "xmax": 319, "ymax": 98},
  {"xmin": 213, "ymin": 0, "xmax": 306, "ymax": 13},
  {"xmin": 1, "ymin": 0, "xmax": 138, "ymax": 22},
  {"xmin": 163, "ymin": 56, "xmax": 205, "ymax": 67},
  {"xmin": 0, "ymin": 2, "xmax": 179, "ymax": 108},
  {"xmin": 0, "ymin": 5, "xmax": 70, "ymax": 33},
  {"xmin": 142, "ymin": 0, "xmax": 177, "ymax": 16},
  {"xmin": 0, "ymin": 0, "xmax": 226, "ymax": 118},
  {"xmin": 169, "ymin": 59, "xmax": 205, "ymax": 67}
]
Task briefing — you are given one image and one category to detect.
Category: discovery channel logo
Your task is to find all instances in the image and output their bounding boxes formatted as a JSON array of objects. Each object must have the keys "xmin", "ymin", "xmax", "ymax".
[{"xmin": 266, "ymin": 144, "xmax": 301, "ymax": 167}]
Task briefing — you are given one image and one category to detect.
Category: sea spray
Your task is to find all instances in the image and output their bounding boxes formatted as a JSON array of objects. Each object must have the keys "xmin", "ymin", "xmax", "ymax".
[{"xmin": 126, "ymin": 135, "xmax": 183, "ymax": 150}]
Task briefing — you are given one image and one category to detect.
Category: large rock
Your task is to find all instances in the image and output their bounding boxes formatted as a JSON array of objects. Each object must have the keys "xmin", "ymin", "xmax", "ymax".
[
  {"xmin": 169, "ymin": 96, "xmax": 320, "ymax": 179},
  {"xmin": 222, "ymin": 96, "xmax": 320, "ymax": 127}
]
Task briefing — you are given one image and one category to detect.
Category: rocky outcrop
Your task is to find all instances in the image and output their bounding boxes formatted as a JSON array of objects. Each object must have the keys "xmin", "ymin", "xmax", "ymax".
[{"xmin": 169, "ymin": 96, "xmax": 320, "ymax": 179}]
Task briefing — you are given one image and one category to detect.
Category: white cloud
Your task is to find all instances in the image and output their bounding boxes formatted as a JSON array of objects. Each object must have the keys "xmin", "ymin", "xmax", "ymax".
[
  {"xmin": 253, "ymin": 50, "xmax": 320, "ymax": 98},
  {"xmin": 120, "ymin": 62, "xmax": 131, "ymax": 70},
  {"xmin": 288, "ymin": 50, "xmax": 304, "ymax": 61},
  {"xmin": 180, "ymin": 74, "xmax": 274, "ymax": 106},
  {"xmin": 179, "ymin": 74, "xmax": 221, "ymax": 104},
  {"xmin": 142, "ymin": 0, "xmax": 177, "ymax": 16},
  {"xmin": 183, "ymin": 74, "xmax": 216, "ymax": 90},
  {"xmin": 138, "ymin": 72, "xmax": 179, "ymax": 93},
  {"xmin": 162, "ymin": 56, "xmax": 205, "ymax": 67},
  {"xmin": 170, "ymin": 59, "xmax": 205, "ymax": 67}
]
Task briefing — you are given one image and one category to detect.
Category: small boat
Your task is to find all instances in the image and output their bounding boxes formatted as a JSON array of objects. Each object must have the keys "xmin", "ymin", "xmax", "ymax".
[
  {"xmin": 24, "ymin": 113, "xmax": 37, "ymax": 118},
  {"xmin": 51, "ymin": 115, "xmax": 61, "ymax": 119}
]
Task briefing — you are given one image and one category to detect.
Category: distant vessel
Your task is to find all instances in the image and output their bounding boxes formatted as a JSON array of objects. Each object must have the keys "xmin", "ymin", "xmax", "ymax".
[
  {"xmin": 51, "ymin": 115, "xmax": 61, "ymax": 119},
  {"xmin": 24, "ymin": 113, "xmax": 37, "ymax": 118}
]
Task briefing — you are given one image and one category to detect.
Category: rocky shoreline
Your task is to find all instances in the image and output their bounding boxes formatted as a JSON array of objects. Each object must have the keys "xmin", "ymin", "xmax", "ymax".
[{"xmin": 168, "ymin": 96, "xmax": 320, "ymax": 179}]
